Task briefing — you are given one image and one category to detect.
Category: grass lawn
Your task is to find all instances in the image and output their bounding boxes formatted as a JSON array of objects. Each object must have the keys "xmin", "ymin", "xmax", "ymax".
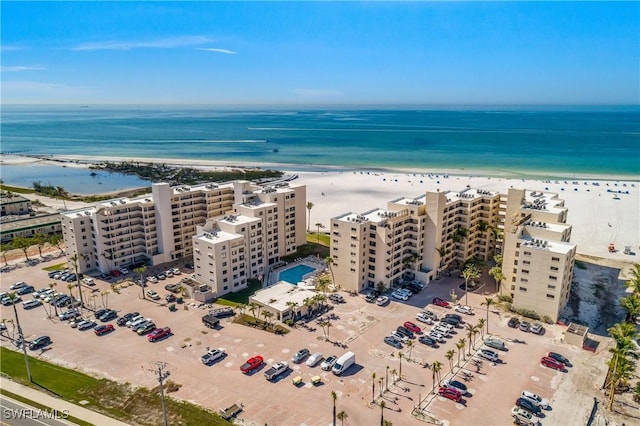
[
  {"xmin": 217, "ymin": 279, "xmax": 262, "ymax": 306},
  {"xmin": 0, "ymin": 388, "xmax": 93, "ymax": 426},
  {"xmin": 43, "ymin": 262, "xmax": 67, "ymax": 272},
  {"xmin": 307, "ymin": 232, "xmax": 330, "ymax": 247},
  {"xmin": 281, "ymin": 242, "xmax": 329, "ymax": 263},
  {"xmin": 0, "ymin": 347, "xmax": 229, "ymax": 425},
  {"xmin": 0, "ymin": 184, "xmax": 36, "ymax": 195}
]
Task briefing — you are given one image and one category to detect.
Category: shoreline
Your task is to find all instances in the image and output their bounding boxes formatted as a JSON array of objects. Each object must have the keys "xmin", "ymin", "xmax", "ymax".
[
  {"xmin": 3, "ymin": 153, "xmax": 640, "ymax": 181},
  {"xmin": 2, "ymin": 153, "xmax": 638, "ymax": 263}
]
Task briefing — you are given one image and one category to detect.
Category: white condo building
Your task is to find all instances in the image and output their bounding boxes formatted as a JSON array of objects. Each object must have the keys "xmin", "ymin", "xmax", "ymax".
[
  {"xmin": 61, "ymin": 180, "xmax": 306, "ymax": 296},
  {"xmin": 331, "ymin": 187, "xmax": 575, "ymax": 321}
]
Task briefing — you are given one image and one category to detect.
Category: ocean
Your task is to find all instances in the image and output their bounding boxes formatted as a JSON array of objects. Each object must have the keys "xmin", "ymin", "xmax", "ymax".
[{"xmin": 1, "ymin": 105, "xmax": 639, "ymax": 178}]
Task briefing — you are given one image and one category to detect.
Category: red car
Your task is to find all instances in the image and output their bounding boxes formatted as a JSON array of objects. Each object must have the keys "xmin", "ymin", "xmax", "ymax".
[
  {"xmin": 94, "ymin": 324, "xmax": 114, "ymax": 336},
  {"xmin": 438, "ymin": 386, "xmax": 462, "ymax": 402},
  {"xmin": 240, "ymin": 355, "xmax": 264, "ymax": 374},
  {"xmin": 432, "ymin": 297, "xmax": 450, "ymax": 308},
  {"xmin": 540, "ymin": 356, "xmax": 565, "ymax": 371},
  {"xmin": 147, "ymin": 327, "xmax": 171, "ymax": 342},
  {"xmin": 403, "ymin": 321, "xmax": 421, "ymax": 334}
]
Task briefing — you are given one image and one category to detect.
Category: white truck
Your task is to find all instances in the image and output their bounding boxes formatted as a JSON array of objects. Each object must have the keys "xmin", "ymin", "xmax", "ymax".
[
  {"xmin": 264, "ymin": 361, "xmax": 289, "ymax": 381},
  {"xmin": 332, "ymin": 351, "xmax": 356, "ymax": 376}
]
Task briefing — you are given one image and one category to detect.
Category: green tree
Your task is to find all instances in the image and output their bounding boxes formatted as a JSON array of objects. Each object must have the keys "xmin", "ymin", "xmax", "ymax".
[
  {"xmin": 371, "ymin": 371, "xmax": 376, "ymax": 403},
  {"xmin": 462, "ymin": 265, "xmax": 480, "ymax": 306},
  {"xmin": 134, "ymin": 265, "xmax": 147, "ymax": 300},
  {"xmin": 337, "ymin": 410, "xmax": 347, "ymax": 426},
  {"xmin": 48, "ymin": 234, "xmax": 65, "ymax": 255},
  {"xmin": 11, "ymin": 237, "xmax": 32, "ymax": 261},
  {"xmin": 0, "ymin": 243, "xmax": 12, "ymax": 266},
  {"xmin": 625, "ymin": 263, "xmax": 640, "ymax": 294},
  {"xmin": 315, "ymin": 222, "xmax": 325, "ymax": 244},
  {"xmin": 306, "ymin": 201, "xmax": 314, "ymax": 231},
  {"xmin": 375, "ymin": 281, "xmax": 386, "ymax": 294},
  {"xmin": 431, "ymin": 360, "xmax": 443, "ymax": 391},
  {"xmin": 378, "ymin": 400, "xmax": 385, "ymax": 426},
  {"xmin": 262, "ymin": 310, "xmax": 273, "ymax": 328},
  {"xmin": 477, "ymin": 318, "xmax": 486, "ymax": 339},
  {"xmin": 465, "ymin": 323, "xmax": 475, "ymax": 355},
  {"xmin": 489, "ymin": 265, "xmax": 505, "ymax": 293},
  {"xmin": 456, "ymin": 339, "xmax": 466, "ymax": 364},
  {"xmin": 620, "ymin": 294, "xmax": 640, "ymax": 323},
  {"xmin": 33, "ymin": 233, "xmax": 48, "ymax": 258},
  {"xmin": 481, "ymin": 297, "xmax": 495, "ymax": 334},
  {"xmin": 48, "ymin": 282, "xmax": 59, "ymax": 317},
  {"xmin": 248, "ymin": 302, "xmax": 259, "ymax": 324},
  {"xmin": 331, "ymin": 391, "xmax": 338, "ymax": 426},
  {"xmin": 435, "ymin": 246, "xmax": 449, "ymax": 276},
  {"xmin": 406, "ymin": 339, "xmax": 415, "ymax": 361},
  {"xmin": 325, "ymin": 256, "xmax": 336, "ymax": 289},
  {"xmin": 445, "ymin": 349, "xmax": 455, "ymax": 372}
]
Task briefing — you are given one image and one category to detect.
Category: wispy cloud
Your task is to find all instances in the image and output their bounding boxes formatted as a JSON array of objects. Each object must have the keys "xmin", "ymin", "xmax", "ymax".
[
  {"xmin": 1, "ymin": 65, "xmax": 46, "ymax": 72},
  {"xmin": 71, "ymin": 36, "xmax": 214, "ymax": 51},
  {"xmin": 195, "ymin": 48, "xmax": 237, "ymax": 55},
  {"xmin": 294, "ymin": 88, "xmax": 344, "ymax": 98},
  {"xmin": 3, "ymin": 80, "xmax": 92, "ymax": 96},
  {"xmin": 0, "ymin": 45, "xmax": 23, "ymax": 52}
]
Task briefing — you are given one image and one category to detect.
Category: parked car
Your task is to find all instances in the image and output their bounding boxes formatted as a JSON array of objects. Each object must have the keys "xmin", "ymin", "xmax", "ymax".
[
  {"xmin": 170, "ymin": 267, "xmax": 182, "ymax": 275},
  {"xmin": 438, "ymin": 386, "xmax": 462, "ymax": 402},
  {"xmin": 147, "ymin": 275, "xmax": 158, "ymax": 284},
  {"xmin": 433, "ymin": 325, "xmax": 451, "ymax": 337},
  {"xmin": 94, "ymin": 308, "xmax": 109, "ymax": 319},
  {"xmin": 484, "ymin": 337, "xmax": 507, "ymax": 351},
  {"xmin": 147, "ymin": 327, "xmax": 171, "ymax": 342},
  {"xmin": 516, "ymin": 397, "xmax": 542, "ymax": 416},
  {"xmin": 10, "ymin": 282, "xmax": 28, "ymax": 290},
  {"xmin": 16, "ymin": 285, "xmax": 35, "ymax": 296},
  {"xmin": 421, "ymin": 310, "xmax": 439, "ymax": 321},
  {"xmin": 444, "ymin": 313, "xmax": 463, "ymax": 322},
  {"xmin": 403, "ymin": 321, "xmax": 421, "ymax": 334},
  {"xmin": 264, "ymin": 361, "xmax": 289, "ymax": 381},
  {"xmin": 2, "ymin": 295, "xmax": 22, "ymax": 306},
  {"xmin": 240, "ymin": 355, "xmax": 264, "ymax": 374},
  {"xmin": 164, "ymin": 283, "xmax": 182, "ymax": 293},
  {"xmin": 165, "ymin": 294, "xmax": 177, "ymax": 303},
  {"xmin": 521, "ymin": 390, "xmax": 550, "ymax": 410},
  {"xmin": 118, "ymin": 267, "xmax": 130, "ymax": 275},
  {"xmin": 306, "ymin": 352, "xmax": 323, "ymax": 367},
  {"xmin": 540, "ymin": 356, "xmax": 565, "ymax": 371},
  {"xmin": 146, "ymin": 289, "xmax": 161, "ymax": 300},
  {"xmin": 519, "ymin": 321, "xmax": 531, "ymax": 332},
  {"xmin": 427, "ymin": 331, "xmax": 446, "ymax": 343},
  {"xmin": 530, "ymin": 323, "xmax": 544, "ymax": 335},
  {"xmin": 391, "ymin": 291, "xmax": 408, "ymax": 301},
  {"xmin": 396, "ymin": 288, "xmax": 412, "ymax": 297},
  {"xmin": 125, "ymin": 316, "xmax": 145, "ymax": 328},
  {"xmin": 136, "ymin": 321, "xmax": 157, "ymax": 335},
  {"xmin": 291, "ymin": 348, "xmax": 310, "ymax": 363},
  {"xmin": 432, "ymin": 297, "xmax": 450, "ymax": 308},
  {"xmin": 389, "ymin": 331, "xmax": 410, "ymax": 343},
  {"xmin": 419, "ymin": 336, "xmax": 438, "ymax": 348},
  {"xmin": 94, "ymin": 324, "xmax": 114, "ymax": 336},
  {"xmin": 375, "ymin": 296, "xmax": 390, "ymax": 306},
  {"xmin": 99, "ymin": 273, "xmax": 112, "ymax": 280},
  {"xmin": 443, "ymin": 379, "xmax": 468, "ymax": 394},
  {"xmin": 77, "ymin": 319, "xmax": 97, "ymax": 331},
  {"xmin": 396, "ymin": 326, "xmax": 414, "ymax": 339},
  {"xmin": 384, "ymin": 336, "xmax": 403, "ymax": 349},
  {"xmin": 508, "ymin": 317, "xmax": 521, "ymax": 328},
  {"xmin": 59, "ymin": 309, "xmax": 79, "ymax": 321},
  {"xmin": 454, "ymin": 305, "xmax": 474, "ymax": 315},
  {"xmin": 156, "ymin": 273, "xmax": 167, "ymax": 280},
  {"xmin": 82, "ymin": 277, "xmax": 95, "ymax": 286},
  {"xmin": 415, "ymin": 312, "xmax": 433, "ymax": 324},
  {"xmin": 201, "ymin": 348, "xmax": 226, "ymax": 365},
  {"xmin": 511, "ymin": 406, "xmax": 538, "ymax": 426},
  {"xmin": 117, "ymin": 312, "xmax": 140, "ymax": 327},
  {"xmin": 99, "ymin": 310, "xmax": 118, "ymax": 322},
  {"xmin": 478, "ymin": 349, "xmax": 499, "ymax": 362},
  {"xmin": 22, "ymin": 299, "xmax": 42, "ymax": 310},
  {"xmin": 29, "ymin": 336, "xmax": 51, "ymax": 350},
  {"xmin": 547, "ymin": 352, "xmax": 572, "ymax": 367},
  {"xmin": 329, "ymin": 293, "xmax": 345, "ymax": 303},
  {"xmin": 321, "ymin": 355, "xmax": 337, "ymax": 371}
]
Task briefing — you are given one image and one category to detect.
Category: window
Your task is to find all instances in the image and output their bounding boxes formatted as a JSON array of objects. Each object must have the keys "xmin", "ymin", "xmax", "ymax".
[
  {"xmin": 552, "ymin": 256, "xmax": 560, "ymax": 262},
  {"xmin": 519, "ymin": 287, "xmax": 527, "ymax": 292},
  {"xmin": 546, "ymin": 294, "xmax": 555, "ymax": 299},
  {"xmin": 549, "ymin": 275, "xmax": 557, "ymax": 281},
  {"xmin": 550, "ymin": 266, "xmax": 559, "ymax": 271},
  {"xmin": 523, "ymin": 251, "xmax": 531, "ymax": 256},
  {"xmin": 522, "ymin": 269, "xmax": 529, "ymax": 274},
  {"xmin": 547, "ymin": 284, "xmax": 556, "ymax": 290}
]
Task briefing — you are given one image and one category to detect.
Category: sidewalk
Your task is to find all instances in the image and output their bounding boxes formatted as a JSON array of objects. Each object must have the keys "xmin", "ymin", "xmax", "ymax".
[{"xmin": 0, "ymin": 377, "xmax": 130, "ymax": 426}]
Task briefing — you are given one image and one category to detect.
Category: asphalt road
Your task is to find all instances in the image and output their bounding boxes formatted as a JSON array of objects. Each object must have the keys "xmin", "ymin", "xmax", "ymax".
[{"xmin": 0, "ymin": 395, "xmax": 72, "ymax": 426}]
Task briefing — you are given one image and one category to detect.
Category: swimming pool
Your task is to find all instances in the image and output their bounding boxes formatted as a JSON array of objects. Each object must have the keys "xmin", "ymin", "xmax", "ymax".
[{"xmin": 278, "ymin": 264, "xmax": 316, "ymax": 285}]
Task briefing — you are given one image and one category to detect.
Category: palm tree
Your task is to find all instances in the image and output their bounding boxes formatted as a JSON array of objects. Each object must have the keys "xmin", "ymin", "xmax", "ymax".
[
  {"xmin": 248, "ymin": 302, "xmax": 259, "ymax": 323},
  {"xmin": 406, "ymin": 340, "xmax": 415, "ymax": 361},
  {"xmin": 432, "ymin": 360, "xmax": 443, "ymax": 387},
  {"xmin": 306, "ymin": 201, "xmax": 314, "ymax": 231},
  {"xmin": 331, "ymin": 391, "xmax": 338, "ymax": 426},
  {"xmin": 477, "ymin": 318, "xmax": 486, "ymax": 339},
  {"xmin": 625, "ymin": 263, "xmax": 640, "ymax": 294},
  {"xmin": 398, "ymin": 352, "xmax": 403, "ymax": 380},
  {"xmin": 262, "ymin": 310, "xmax": 273, "ymax": 328},
  {"xmin": 285, "ymin": 301, "xmax": 298, "ymax": 320},
  {"xmin": 620, "ymin": 294, "xmax": 640, "ymax": 323},
  {"xmin": 390, "ymin": 368, "xmax": 397, "ymax": 384},
  {"xmin": 489, "ymin": 265, "xmax": 505, "ymax": 293},
  {"xmin": 1, "ymin": 243, "xmax": 11, "ymax": 266},
  {"xmin": 471, "ymin": 324, "xmax": 480, "ymax": 349},
  {"xmin": 371, "ymin": 372, "xmax": 376, "ymax": 403},
  {"xmin": 315, "ymin": 222, "xmax": 324, "ymax": 244},
  {"xmin": 457, "ymin": 339, "xmax": 466, "ymax": 363},
  {"xmin": 435, "ymin": 246, "xmax": 449, "ymax": 276},
  {"xmin": 8, "ymin": 292, "xmax": 32, "ymax": 382},
  {"xmin": 385, "ymin": 365, "xmax": 390, "ymax": 391},
  {"xmin": 445, "ymin": 349, "xmax": 455, "ymax": 372},
  {"xmin": 12, "ymin": 237, "xmax": 32, "ymax": 261},
  {"xmin": 134, "ymin": 265, "xmax": 147, "ymax": 300},
  {"xmin": 70, "ymin": 254, "xmax": 88, "ymax": 309},
  {"xmin": 378, "ymin": 378, "xmax": 384, "ymax": 397},
  {"xmin": 378, "ymin": 400, "xmax": 385, "ymax": 426},
  {"xmin": 606, "ymin": 343, "xmax": 635, "ymax": 410},
  {"xmin": 476, "ymin": 220, "xmax": 489, "ymax": 234},
  {"xmin": 317, "ymin": 275, "xmax": 331, "ymax": 297},
  {"xmin": 608, "ymin": 322, "xmax": 638, "ymax": 342},
  {"xmin": 325, "ymin": 256, "xmax": 336, "ymax": 288},
  {"xmin": 336, "ymin": 410, "xmax": 347, "ymax": 426},
  {"xmin": 237, "ymin": 303, "xmax": 247, "ymax": 317},
  {"xmin": 465, "ymin": 323, "xmax": 476, "ymax": 354},
  {"xmin": 383, "ymin": 420, "xmax": 392, "ymax": 426},
  {"xmin": 49, "ymin": 282, "xmax": 59, "ymax": 317},
  {"xmin": 462, "ymin": 265, "xmax": 480, "ymax": 306},
  {"xmin": 319, "ymin": 319, "xmax": 330, "ymax": 341},
  {"xmin": 481, "ymin": 297, "xmax": 495, "ymax": 334}
]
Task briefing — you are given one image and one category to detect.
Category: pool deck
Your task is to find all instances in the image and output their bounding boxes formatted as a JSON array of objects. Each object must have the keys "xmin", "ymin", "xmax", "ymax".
[{"xmin": 267, "ymin": 256, "xmax": 327, "ymax": 286}]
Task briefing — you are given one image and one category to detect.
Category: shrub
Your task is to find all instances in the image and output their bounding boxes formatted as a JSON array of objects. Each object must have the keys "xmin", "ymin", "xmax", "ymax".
[
  {"xmin": 515, "ymin": 308, "xmax": 540, "ymax": 320},
  {"xmin": 542, "ymin": 315, "xmax": 554, "ymax": 324},
  {"xmin": 504, "ymin": 302, "xmax": 513, "ymax": 312},
  {"xmin": 498, "ymin": 294, "xmax": 513, "ymax": 303}
]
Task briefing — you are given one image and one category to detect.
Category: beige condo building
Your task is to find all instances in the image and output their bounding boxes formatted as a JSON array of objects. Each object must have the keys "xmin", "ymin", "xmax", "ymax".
[
  {"xmin": 331, "ymin": 187, "xmax": 575, "ymax": 321},
  {"xmin": 61, "ymin": 180, "xmax": 306, "ymax": 283}
]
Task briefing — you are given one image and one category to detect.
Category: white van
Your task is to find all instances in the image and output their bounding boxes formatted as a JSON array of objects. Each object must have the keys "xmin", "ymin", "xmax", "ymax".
[{"xmin": 332, "ymin": 351, "xmax": 356, "ymax": 376}]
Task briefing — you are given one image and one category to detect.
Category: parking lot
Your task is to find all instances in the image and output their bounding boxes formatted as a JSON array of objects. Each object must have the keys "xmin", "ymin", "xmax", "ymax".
[{"xmin": 0, "ymin": 258, "xmax": 610, "ymax": 426}]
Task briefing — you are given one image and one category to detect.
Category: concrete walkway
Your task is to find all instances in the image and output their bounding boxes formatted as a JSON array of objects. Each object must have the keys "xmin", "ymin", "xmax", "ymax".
[{"xmin": 0, "ymin": 378, "xmax": 130, "ymax": 426}]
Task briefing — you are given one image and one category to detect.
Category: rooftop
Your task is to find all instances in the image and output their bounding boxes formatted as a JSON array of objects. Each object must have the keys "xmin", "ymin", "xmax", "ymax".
[
  {"xmin": 519, "ymin": 235, "xmax": 575, "ymax": 254},
  {"xmin": 250, "ymin": 282, "xmax": 318, "ymax": 313}
]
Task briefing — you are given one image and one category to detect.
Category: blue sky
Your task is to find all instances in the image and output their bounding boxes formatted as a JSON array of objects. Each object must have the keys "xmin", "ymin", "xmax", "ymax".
[{"xmin": 2, "ymin": 1, "xmax": 639, "ymax": 105}]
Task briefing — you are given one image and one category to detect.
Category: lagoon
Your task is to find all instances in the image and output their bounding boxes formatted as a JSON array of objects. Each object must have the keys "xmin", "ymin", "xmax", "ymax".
[{"xmin": 1, "ymin": 163, "xmax": 150, "ymax": 195}]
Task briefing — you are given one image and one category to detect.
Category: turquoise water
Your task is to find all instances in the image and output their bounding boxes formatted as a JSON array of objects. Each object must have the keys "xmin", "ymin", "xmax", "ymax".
[
  {"xmin": 1, "ymin": 105, "xmax": 639, "ymax": 177},
  {"xmin": 279, "ymin": 264, "xmax": 315, "ymax": 285}
]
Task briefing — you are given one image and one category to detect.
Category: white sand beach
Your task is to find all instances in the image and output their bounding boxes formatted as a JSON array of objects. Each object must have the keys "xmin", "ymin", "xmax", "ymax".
[{"xmin": 5, "ymin": 154, "xmax": 639, "ymax": 262}]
